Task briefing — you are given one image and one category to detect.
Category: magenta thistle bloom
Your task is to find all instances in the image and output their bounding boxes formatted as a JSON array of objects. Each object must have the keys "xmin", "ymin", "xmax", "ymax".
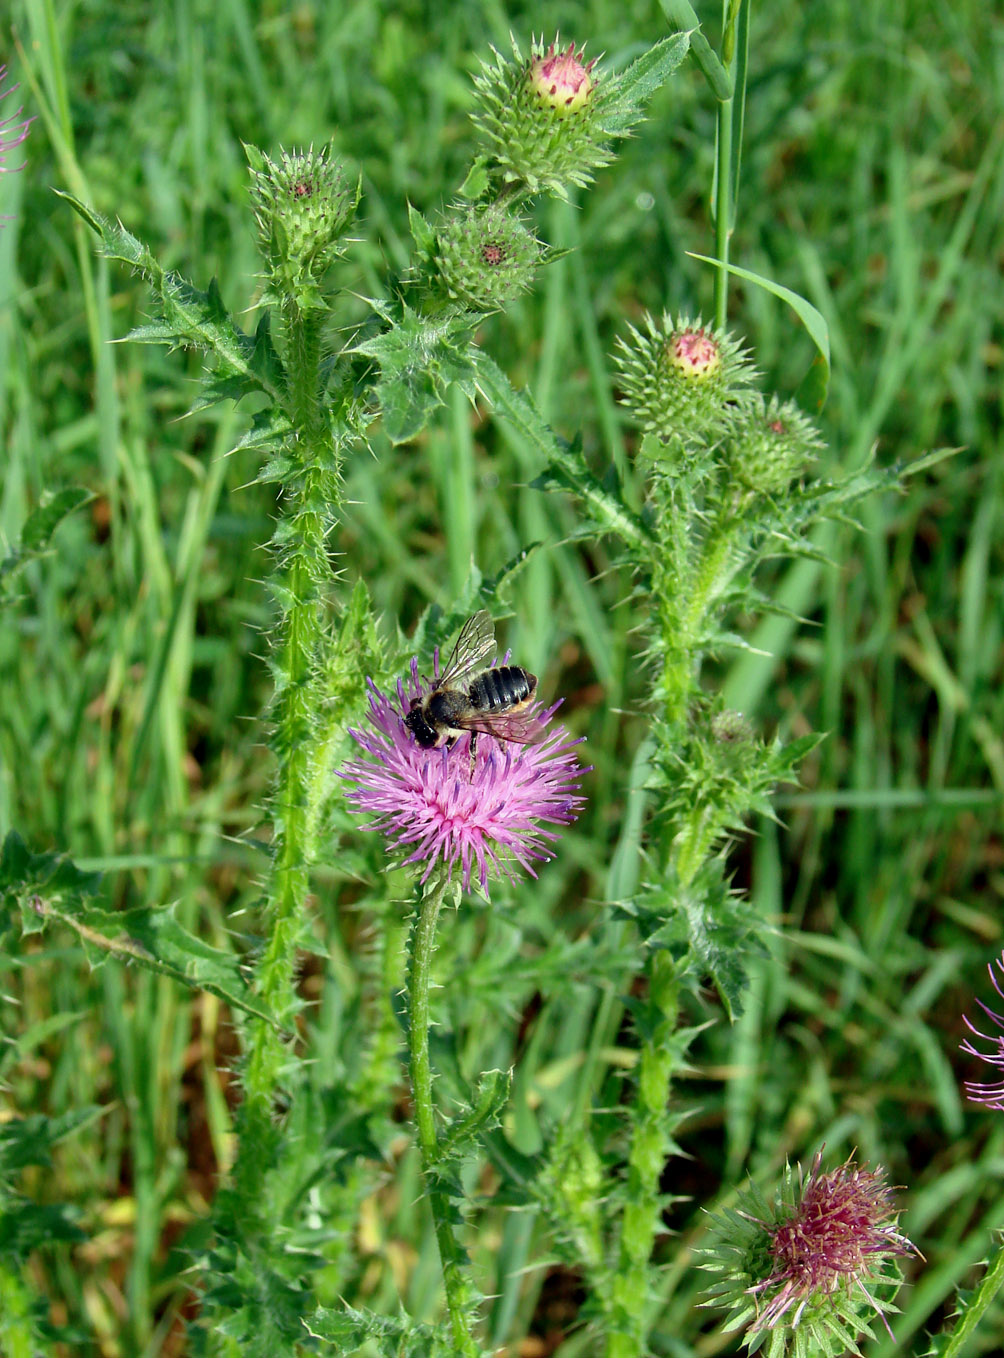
[
  {"xmin": 961, "ymin": 951, "xmax": 1004, "ymax": 1108},
  {"xmin": 703, "ymin": 1150, "xmax": 917, "ymax": 1353},
  {"xmin": 341, "ymin": 658, "xmax": 586, "ymax": 895},
  {"xmin": 749, "ymin": 1153, "xmax": 915, "ymax": 1339},
  {"xmin": 0, "ymin": 67, "xmax": 33, "ymax": 177}
]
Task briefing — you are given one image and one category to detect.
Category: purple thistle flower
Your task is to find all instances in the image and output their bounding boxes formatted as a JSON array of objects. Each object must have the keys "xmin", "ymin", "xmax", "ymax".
[
  {"xmin": 749, "ymin": 1153, "xmax": 915, "ymax": 1338},
  {"xmin": 340, "ymin": 657, "xmax": 587, "ymax": 896},
  {"xmin": 961, "ymin": 951, "xmax": 1004, "ymax": 1109},
  {"xmin": 0, "ymin": 66, "xmax": 33, "ymax": 177}
]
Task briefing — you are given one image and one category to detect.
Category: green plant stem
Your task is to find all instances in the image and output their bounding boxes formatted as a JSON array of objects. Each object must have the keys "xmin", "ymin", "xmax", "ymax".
[
  {"xmin": 407, "ymin": 872, "xmax": 481, "ymax": 1357},
  {"xmin": 605, "ymin": 948, "xmax": 681, "ymax": 1358},
  {"xmin": 712, "ymin": 1, "xmax": 736, "ymax": 331},
  {"xmin": 233, "ymin": 303, "xmax": 339, "ymax": 1200},
  {"xmin": 660, "ymin": 516, "xmax": 739, "ymax": 725}
]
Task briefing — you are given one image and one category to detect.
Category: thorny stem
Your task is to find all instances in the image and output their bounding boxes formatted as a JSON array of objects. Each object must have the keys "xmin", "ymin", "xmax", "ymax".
[
  {"xmin": 605, "ymin": 948, "xmax": 681, "ymax": 1358},
  {"xmin": 231, "ymin": 302, "xmax": 339, "ymax": 1205},
  {"xmin": 407, "ymin": 871, "xmax": 481, "ymax": 1357}
]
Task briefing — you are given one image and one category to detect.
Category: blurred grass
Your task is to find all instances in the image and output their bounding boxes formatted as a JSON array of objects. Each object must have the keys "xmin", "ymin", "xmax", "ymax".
[{"xmin": 2, "ymin": 0, "xmax": 1003, "ymax": 1353}]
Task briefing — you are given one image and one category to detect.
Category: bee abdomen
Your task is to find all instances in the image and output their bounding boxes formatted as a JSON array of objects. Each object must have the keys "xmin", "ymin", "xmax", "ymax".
[{"xmin": 469, "ymin": 665, "xmax": 536, "ymax": 711}]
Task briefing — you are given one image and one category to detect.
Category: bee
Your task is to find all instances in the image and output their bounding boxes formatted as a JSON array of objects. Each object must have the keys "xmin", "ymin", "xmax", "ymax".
[{"xmin": 405, "ymin": 610, "xmax": 543, "ymax": 773}]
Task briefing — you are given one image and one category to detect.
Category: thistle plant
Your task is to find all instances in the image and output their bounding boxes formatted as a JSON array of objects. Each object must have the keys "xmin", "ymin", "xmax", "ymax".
[{"xmin": 6, "ymin": 8, "xmax": 992, "ymax": 1358}]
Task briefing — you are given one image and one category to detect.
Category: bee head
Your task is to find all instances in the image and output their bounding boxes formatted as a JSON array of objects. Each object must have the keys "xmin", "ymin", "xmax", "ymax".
[{"xmin": 404, "ymin": 702, "xmax": 439, "ymax": 749}]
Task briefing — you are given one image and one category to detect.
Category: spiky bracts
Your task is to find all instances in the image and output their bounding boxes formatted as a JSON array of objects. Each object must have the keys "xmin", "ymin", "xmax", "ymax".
[
  {"xmin": 471, "ymin": 35, "xmax": 612, "ymax": 198},
  {"xmin": 702, "ymin": 1152, "xmax": 917, "ymax": 1356},
  {"xmin": 248, "ymin": 143, "xmax": 359, "ymax": 312},
  {"xmin": 727, "ymin": 394, "xmax": 825, "ymax": 496},
  {"xmin": 434, "ymin": 204, "xmax": 542, "ymax": 310},
  {"xmin": 614, "ymin": 312, "xmax": 758, "ymax": 445}
]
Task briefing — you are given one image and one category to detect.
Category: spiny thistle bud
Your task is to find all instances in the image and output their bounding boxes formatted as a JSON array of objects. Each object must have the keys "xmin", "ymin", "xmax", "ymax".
[
  {"xmin": 529, "ymin": 41, "xmax": 595, "ymax": 115},
  {"xmin": 727, "ymin": 393, "xmax": 824, "ymax": 496},
  {"xmin": 247, "ymin": 143, "xmax": 358, "ymax": 308},
  {"xmin": 702, "ymin": 1151, "xmax": 917, "ymax": 1356},
  {"xmin": 614, "ymin": 313, "xmax": 757, "ymax": 446},
  {"xmin": 471, "ymin": 34, "xmax": 613, "ymax": 198},
  {"xmin": 434, "ymin": 205, "xmax": 542, "ymax": 311}
]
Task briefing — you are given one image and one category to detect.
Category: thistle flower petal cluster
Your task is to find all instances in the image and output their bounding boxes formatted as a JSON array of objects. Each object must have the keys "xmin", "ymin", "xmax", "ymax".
[
  {"xmin": 613, "ymin": 312, "xmax": 757, "ymax": 446},
  {"xmin": 960, "ymin": 951, "xmax": 1004, "ymax": 1108},
  {"xmin": 703, "ymin": 1151, "xmax": 917, "ymax": 1355},
  {"xmin": 434, "ymin": 204, "xmax": 542, "ymax": 311},
  {"xmin": 247, "ymin": 143, "xmax": 359, "ymax": 309},
  {"xmin": 340, "ymin": 659, "xmax": 586, "ymax": 896},
  {"xmin": 471, "ymin": 34, "xmax": 611, "ymax": 198},
  {"xmin": 0, "ymin": 65, "xmax": 33, "ymax": 187},
  {"xmin": 727, "ymin": 393, "xmax": 825, "ymax": 496}
]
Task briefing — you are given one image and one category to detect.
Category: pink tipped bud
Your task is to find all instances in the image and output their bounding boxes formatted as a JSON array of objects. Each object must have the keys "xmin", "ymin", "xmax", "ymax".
[
  {"xmin": 529, "ymin": 41, "xmax": 595, "ymax": 116},
  {"xmin": 666, "ymin": 327, "xmax": 722, "ymax": 381}
]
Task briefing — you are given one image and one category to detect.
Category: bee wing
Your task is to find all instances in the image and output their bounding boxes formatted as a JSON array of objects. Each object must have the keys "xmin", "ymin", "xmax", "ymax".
[
  {"xmin": 454, "ymin": 707, "xmax": 547, "ymax": 746},
  {"xmin": 439, "ymin": 610, "xmax": 497, "ymax": 686}
]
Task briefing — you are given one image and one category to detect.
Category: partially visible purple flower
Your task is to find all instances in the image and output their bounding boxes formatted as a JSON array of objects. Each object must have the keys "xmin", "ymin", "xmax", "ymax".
[
  {"xmin": 340, "ymin": 658, "xmax": 586, "ymax": 896},
  {"xmin": 0, "ymin": 66, "xmax": 33, "ymax": 177},
  {"xmin": 961, "ymin": 951, "xmax": 1004, "ymax": 1109}
]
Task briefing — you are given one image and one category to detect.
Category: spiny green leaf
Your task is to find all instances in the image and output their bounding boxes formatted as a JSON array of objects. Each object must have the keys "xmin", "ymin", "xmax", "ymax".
[
  {"xmin": 0, "ymin": 1108, "xmax": 105, "ymax": 1174},
  {"xmin": 354, "ymin": 306, "xmax": 478, "ymax": 444},
  {"xmin": 602, "ymin": 31, "xmax": 692, "ymax": 132},
  {"xmin": 0, "ymin": 488, "xmax": 93, "ymax": 593},
  {"xmin": 0, "ymin": 835, "xmax": 282, "ymax": 1030},
  {"xmin": 306, "ymin": 1304, "xmax": 453, "ymax": 1356},
  {"xmin": 56, "ymin": 191, "xmax": 287, "ymax": 405}
]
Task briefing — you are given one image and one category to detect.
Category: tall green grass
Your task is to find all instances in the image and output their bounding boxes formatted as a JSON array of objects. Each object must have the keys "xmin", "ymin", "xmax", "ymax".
[{"xmin": 3, "ymin": 0, "xmax": 1003, "ymax": 1353}]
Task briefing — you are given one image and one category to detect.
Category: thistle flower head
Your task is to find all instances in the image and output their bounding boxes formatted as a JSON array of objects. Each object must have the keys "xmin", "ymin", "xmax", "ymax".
[
  {"xmin": 434, "ymin": 204, "xmax": 542, "ymax": 311},
  {"xmin": 703, "ymin": 1151, "xmax": 917, "ymax": 1355},
  {"xmin": 529, "ymin": 41, "xmax": 595, "ymax": 115},
  {"xmin": 613, "ymin": 312, "xmax": 757, "ymax": 448},
  {"xmin": 727, "ymin": 393, "xmax": 825, "ymax": 496},
  {"xmin": 960, "ymin": 951, "xmax": 1004, "ymax": 1109},
  {"xmin": 0, "ymin": 65, "xmax": 33, "ymax": 188},
  {"xmin": 340, "ymin": 657, "xmax": 586, "ymax": 897},
  {"xmin": 246, "ymin": 143, "xmax": 358, "ymax": 308},
  {"xmin": 471, "ymin": 34, "xmax": 612, "ymax": 199}
]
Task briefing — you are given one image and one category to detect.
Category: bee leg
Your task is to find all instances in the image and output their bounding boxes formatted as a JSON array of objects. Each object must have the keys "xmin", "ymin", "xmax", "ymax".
[{"xmin": 468, "ymin": 731, "xmax": 478, "ymax": 780}]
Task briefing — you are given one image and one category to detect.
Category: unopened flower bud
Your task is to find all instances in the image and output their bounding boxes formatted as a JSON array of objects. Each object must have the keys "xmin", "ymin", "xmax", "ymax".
[
  {"xmin": 614, "ymin": 313, "xmax": 756, "ymax": 446},
  {"xmin": 247, "ymin": 144, "xmax": 358, "ymax": 307},
  {"xmin": 472, "ymin": 34, "xmax": 612, "ymax": 198},
  {"xmin": 434, "ymin": 205, "xmax": 541, "ymax": 311},
  {"xmin": 529, "ymin": 41, "xmax": 594, "ymax": 115},
  {"xmin": 727, "ymin": 394, "xmax": 824, "ymax": 495}
]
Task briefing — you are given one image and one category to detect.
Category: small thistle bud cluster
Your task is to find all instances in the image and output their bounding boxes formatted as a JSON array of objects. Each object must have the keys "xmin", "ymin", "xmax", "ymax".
[
  {"xmin": 247, "ymin": 144, "xmax": 358, "ymax": 309},
  {"xmin": 434, "ymin": 205, "xmax": 542, "ymax": 311},
  {"xmin": 702, "ymin": 1151, "xmax": 917, "ymax": 1355},
  {"xmin": 471, "ymin": 35, "xmax": 612, "ymax": 198},
  {"xmin": 727, "ymin": 393, "xmax": 824, "ymax": 496},
  {"xmin": 614, "ymin": 313, "xmax": 757, "ymax": 446}
]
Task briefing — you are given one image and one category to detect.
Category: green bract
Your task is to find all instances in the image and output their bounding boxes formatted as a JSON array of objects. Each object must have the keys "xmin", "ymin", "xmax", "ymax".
[
  {"xmin": 727, "ymin": 394, "xmax": 825, "ymax": 496},
  {"xmin": 434, "ymin": 205, "xmax": 542, "ymax": 310},
  {"xmin": 471, "ymin": 34, "xmax": 613, "ymax": 198},
  {"xmin": 247, "ymin": 144, "xmax": 359, "ymax": 310},
  {"xmin": 614, "ymin": 312, "xmax": 757, "ymax": 446}
]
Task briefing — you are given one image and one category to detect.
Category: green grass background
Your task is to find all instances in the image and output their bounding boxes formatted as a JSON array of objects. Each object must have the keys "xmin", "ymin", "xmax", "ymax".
[{"xmin": 2, "ymin": 0, "xmax": 1003, "ymax": 1353}]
